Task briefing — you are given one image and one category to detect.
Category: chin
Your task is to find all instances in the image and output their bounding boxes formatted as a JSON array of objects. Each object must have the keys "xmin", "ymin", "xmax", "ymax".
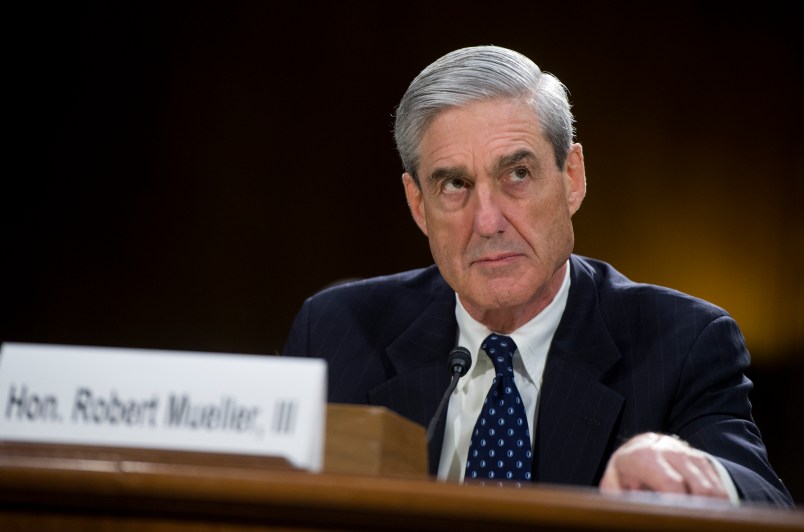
[{"xmin": 473, "ymin": 288, "xmax": 532, "ymax": 312}]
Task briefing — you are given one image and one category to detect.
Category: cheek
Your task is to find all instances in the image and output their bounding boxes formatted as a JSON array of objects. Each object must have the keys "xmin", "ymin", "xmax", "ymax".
[
  {"xmin": 427, "ymin": 216, "xmax": 470, "ymax": 267},
  {"xmin": 428, "ymin": 231, "xmax": 458, "ymax": 266},
  {"xmin": 537, "ymin": 207, "xmax": 575, "ymax": 259}
]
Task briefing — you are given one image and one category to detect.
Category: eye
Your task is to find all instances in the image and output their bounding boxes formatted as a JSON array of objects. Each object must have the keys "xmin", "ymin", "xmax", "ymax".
[
  {"xmin": 442, "ymin": 178, "xmax": 467, "ymax": 192},
  {"xmin": 508, "ymin": 167, "xmax": 530, "ymax": 182}
]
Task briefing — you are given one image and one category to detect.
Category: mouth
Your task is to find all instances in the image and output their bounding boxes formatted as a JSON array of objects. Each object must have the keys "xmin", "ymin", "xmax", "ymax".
[{"xmin": 471, "ymin": 253, "xmax": 523, "ymax": 266}]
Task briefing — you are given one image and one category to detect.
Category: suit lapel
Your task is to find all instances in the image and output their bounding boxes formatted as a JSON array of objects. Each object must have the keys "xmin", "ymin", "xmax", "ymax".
[
  {"xmin": 366, "ymin": 278, "xmax": 457, "ymax": 474},
  {"xmin": 534, "ymin": 256, "xmax": 624, "ymax": 486}
]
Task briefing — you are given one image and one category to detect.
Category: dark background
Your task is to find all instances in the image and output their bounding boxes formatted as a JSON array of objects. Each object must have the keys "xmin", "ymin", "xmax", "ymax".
[{"xmin": 3, "ymin": 3, "xmax": 802, "ymax": 502}]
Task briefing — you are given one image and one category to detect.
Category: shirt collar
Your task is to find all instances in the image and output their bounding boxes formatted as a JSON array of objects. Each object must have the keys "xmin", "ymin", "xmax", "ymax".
[{"xmin": 454, "ymin": 261, "xmax": 571, "ymax": 389}]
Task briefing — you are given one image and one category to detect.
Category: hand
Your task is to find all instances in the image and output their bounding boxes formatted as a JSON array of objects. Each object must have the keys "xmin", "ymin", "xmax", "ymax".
[{"xmin": 600, "ymin": 432, "xmax": 729, "ymax": 499}]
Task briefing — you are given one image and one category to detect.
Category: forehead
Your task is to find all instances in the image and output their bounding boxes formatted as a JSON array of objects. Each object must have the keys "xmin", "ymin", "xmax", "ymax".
[{"xmin": 419, "ymin": 98, "xmax": 548, "ymax": 172}]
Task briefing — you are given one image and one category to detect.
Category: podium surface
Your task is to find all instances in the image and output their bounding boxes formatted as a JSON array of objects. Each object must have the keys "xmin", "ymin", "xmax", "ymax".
[
  {"xmin": 1, "ymin": 455, "xmax": 801, "ymax": 531},
  {"xmin": 0, "ymin": 405, "xmax": 801, "ymax": 531}
]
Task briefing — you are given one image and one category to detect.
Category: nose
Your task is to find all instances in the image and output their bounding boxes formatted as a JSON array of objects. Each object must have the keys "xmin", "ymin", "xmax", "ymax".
[{"xmin": 473, "ymin": 183, "xmax": 508, "ymax": 238}]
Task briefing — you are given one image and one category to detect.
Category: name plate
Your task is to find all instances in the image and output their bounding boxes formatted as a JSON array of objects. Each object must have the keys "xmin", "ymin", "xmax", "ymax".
[{"xmin": 0, "ymin": 342, "xmax": 327, "ymax": 471}]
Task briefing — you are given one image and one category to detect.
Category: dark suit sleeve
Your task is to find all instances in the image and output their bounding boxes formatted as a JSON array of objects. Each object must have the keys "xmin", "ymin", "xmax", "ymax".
[
  {"xmin": 283, "ymin": 299, "xmax": 311, "ymax": 358},
  {"xmin": 670, "ymin": 315, "xmax": 793, "ymax": 507}
]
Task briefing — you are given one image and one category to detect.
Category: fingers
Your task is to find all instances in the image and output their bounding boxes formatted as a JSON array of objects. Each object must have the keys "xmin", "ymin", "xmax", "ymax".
[
  {"xmin": 600, "ymin": 433, "xmax": 729, "ymax": 500},
  {"xmin": 599, "ymin": 466, "xmax": 621, "ymax": 492},
  {"xmin": 664, "ymin": 448, "xmax": 729, "ymax": 498}
]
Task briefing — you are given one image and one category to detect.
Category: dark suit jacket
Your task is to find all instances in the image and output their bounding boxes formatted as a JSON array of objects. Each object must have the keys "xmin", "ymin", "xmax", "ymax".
[{"xmin": 283, "ymin": 255, "xmax": 792, "ymax": 507}]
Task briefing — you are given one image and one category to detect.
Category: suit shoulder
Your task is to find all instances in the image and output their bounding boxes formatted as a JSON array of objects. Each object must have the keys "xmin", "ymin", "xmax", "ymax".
[
  {"xmin": 303, "ymin": 265, "xmax": 449, "ymax": 311},
  {"xmin": 286, "ymin": 265, "xmax": 453, "ymax": 359},
  {"xmin": 572, "ymin": 255, "xmax": 731, "ymax": 324}
]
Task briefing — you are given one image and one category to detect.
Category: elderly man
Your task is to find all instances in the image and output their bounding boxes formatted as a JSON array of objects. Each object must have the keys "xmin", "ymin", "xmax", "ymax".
[{"xmin": 283, "ymin": 45, "xmax": 792, "ymax": 507}]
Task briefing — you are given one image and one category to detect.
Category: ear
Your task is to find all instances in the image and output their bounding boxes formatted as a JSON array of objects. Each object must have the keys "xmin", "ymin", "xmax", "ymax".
[
  {"xmin": 402, "ymin": 173, "xmax": 428, "ymax": 236},
  {"xmin": 564, "ymin": 143, "xmax": 587, "ymax": 216}
]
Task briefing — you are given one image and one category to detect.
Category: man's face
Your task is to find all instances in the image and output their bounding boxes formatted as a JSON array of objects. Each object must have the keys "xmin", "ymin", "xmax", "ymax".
[{"xmin": 403, "ymin": 98, "xmax": 586, "ymax": 330}]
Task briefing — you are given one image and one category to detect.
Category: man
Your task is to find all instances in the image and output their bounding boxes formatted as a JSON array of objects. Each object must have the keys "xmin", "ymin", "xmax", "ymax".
[{"xmin": 283, "ymin": 46, "xmax": 792, "ymax": 507}]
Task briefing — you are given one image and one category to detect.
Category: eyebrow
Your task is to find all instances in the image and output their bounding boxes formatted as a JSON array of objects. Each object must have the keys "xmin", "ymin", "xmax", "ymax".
[
  {"xmin": 493, "ymin": 149, "xmax": 540, "ymax": 174},
  {"xmin": 426, "ymin": 166, "xmax": 470, "ymax": 186}
]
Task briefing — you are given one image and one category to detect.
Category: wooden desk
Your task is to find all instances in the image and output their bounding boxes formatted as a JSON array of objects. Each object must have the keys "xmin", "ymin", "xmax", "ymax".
[
  {"xmin": 0, "ymin": 449, "xmax": 801, "ymax": 531},
  {"xmin": 0, "ymin": 404, "xmax": 800, "ymax": 531}
]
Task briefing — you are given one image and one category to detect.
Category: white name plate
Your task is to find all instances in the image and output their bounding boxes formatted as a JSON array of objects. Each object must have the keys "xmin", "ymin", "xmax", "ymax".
[{"xmin": 0, "ymin": 342, "xmax": 327, "ymax": 472}]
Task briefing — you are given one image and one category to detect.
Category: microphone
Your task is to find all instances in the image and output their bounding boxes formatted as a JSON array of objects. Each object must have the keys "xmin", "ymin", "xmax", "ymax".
[{"xmin": 426, "ymin": 346, "xmax": 472, "ymax": 443}]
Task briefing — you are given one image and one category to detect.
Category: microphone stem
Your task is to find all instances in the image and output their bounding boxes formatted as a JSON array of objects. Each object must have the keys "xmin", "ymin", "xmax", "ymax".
[{"xmin": 426, "ymin": 371, "xmax": 461, "ymax": 443}]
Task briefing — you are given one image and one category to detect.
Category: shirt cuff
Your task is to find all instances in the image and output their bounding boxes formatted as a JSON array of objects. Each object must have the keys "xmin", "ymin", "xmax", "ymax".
[{"xmin": 707, "ymin": 454, "xmax": 740, "ymax": 505}]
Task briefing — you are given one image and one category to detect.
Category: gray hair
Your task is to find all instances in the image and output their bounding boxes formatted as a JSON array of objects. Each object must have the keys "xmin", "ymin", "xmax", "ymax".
[{"xmin": 393, "ymin": 45, "xmax": 575, "ymax": 185}]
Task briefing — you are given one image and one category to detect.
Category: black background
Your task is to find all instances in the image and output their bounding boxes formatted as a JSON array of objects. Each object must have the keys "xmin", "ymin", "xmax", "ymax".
[{"xmin": 3, "ymin": 2, "xmax": 802, "ymax": 502}]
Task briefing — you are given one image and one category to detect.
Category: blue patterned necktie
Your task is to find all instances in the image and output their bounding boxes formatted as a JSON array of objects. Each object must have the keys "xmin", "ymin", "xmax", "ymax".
[{"xmin": 465, "ymin": 334, "xmax": 533, "ymax": 486}]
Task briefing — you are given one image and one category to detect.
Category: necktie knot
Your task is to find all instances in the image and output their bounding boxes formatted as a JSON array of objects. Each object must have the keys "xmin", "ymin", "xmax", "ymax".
[{"xmin": 482, "ymin": 334, "xmax": 516, "ymax": 379}]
